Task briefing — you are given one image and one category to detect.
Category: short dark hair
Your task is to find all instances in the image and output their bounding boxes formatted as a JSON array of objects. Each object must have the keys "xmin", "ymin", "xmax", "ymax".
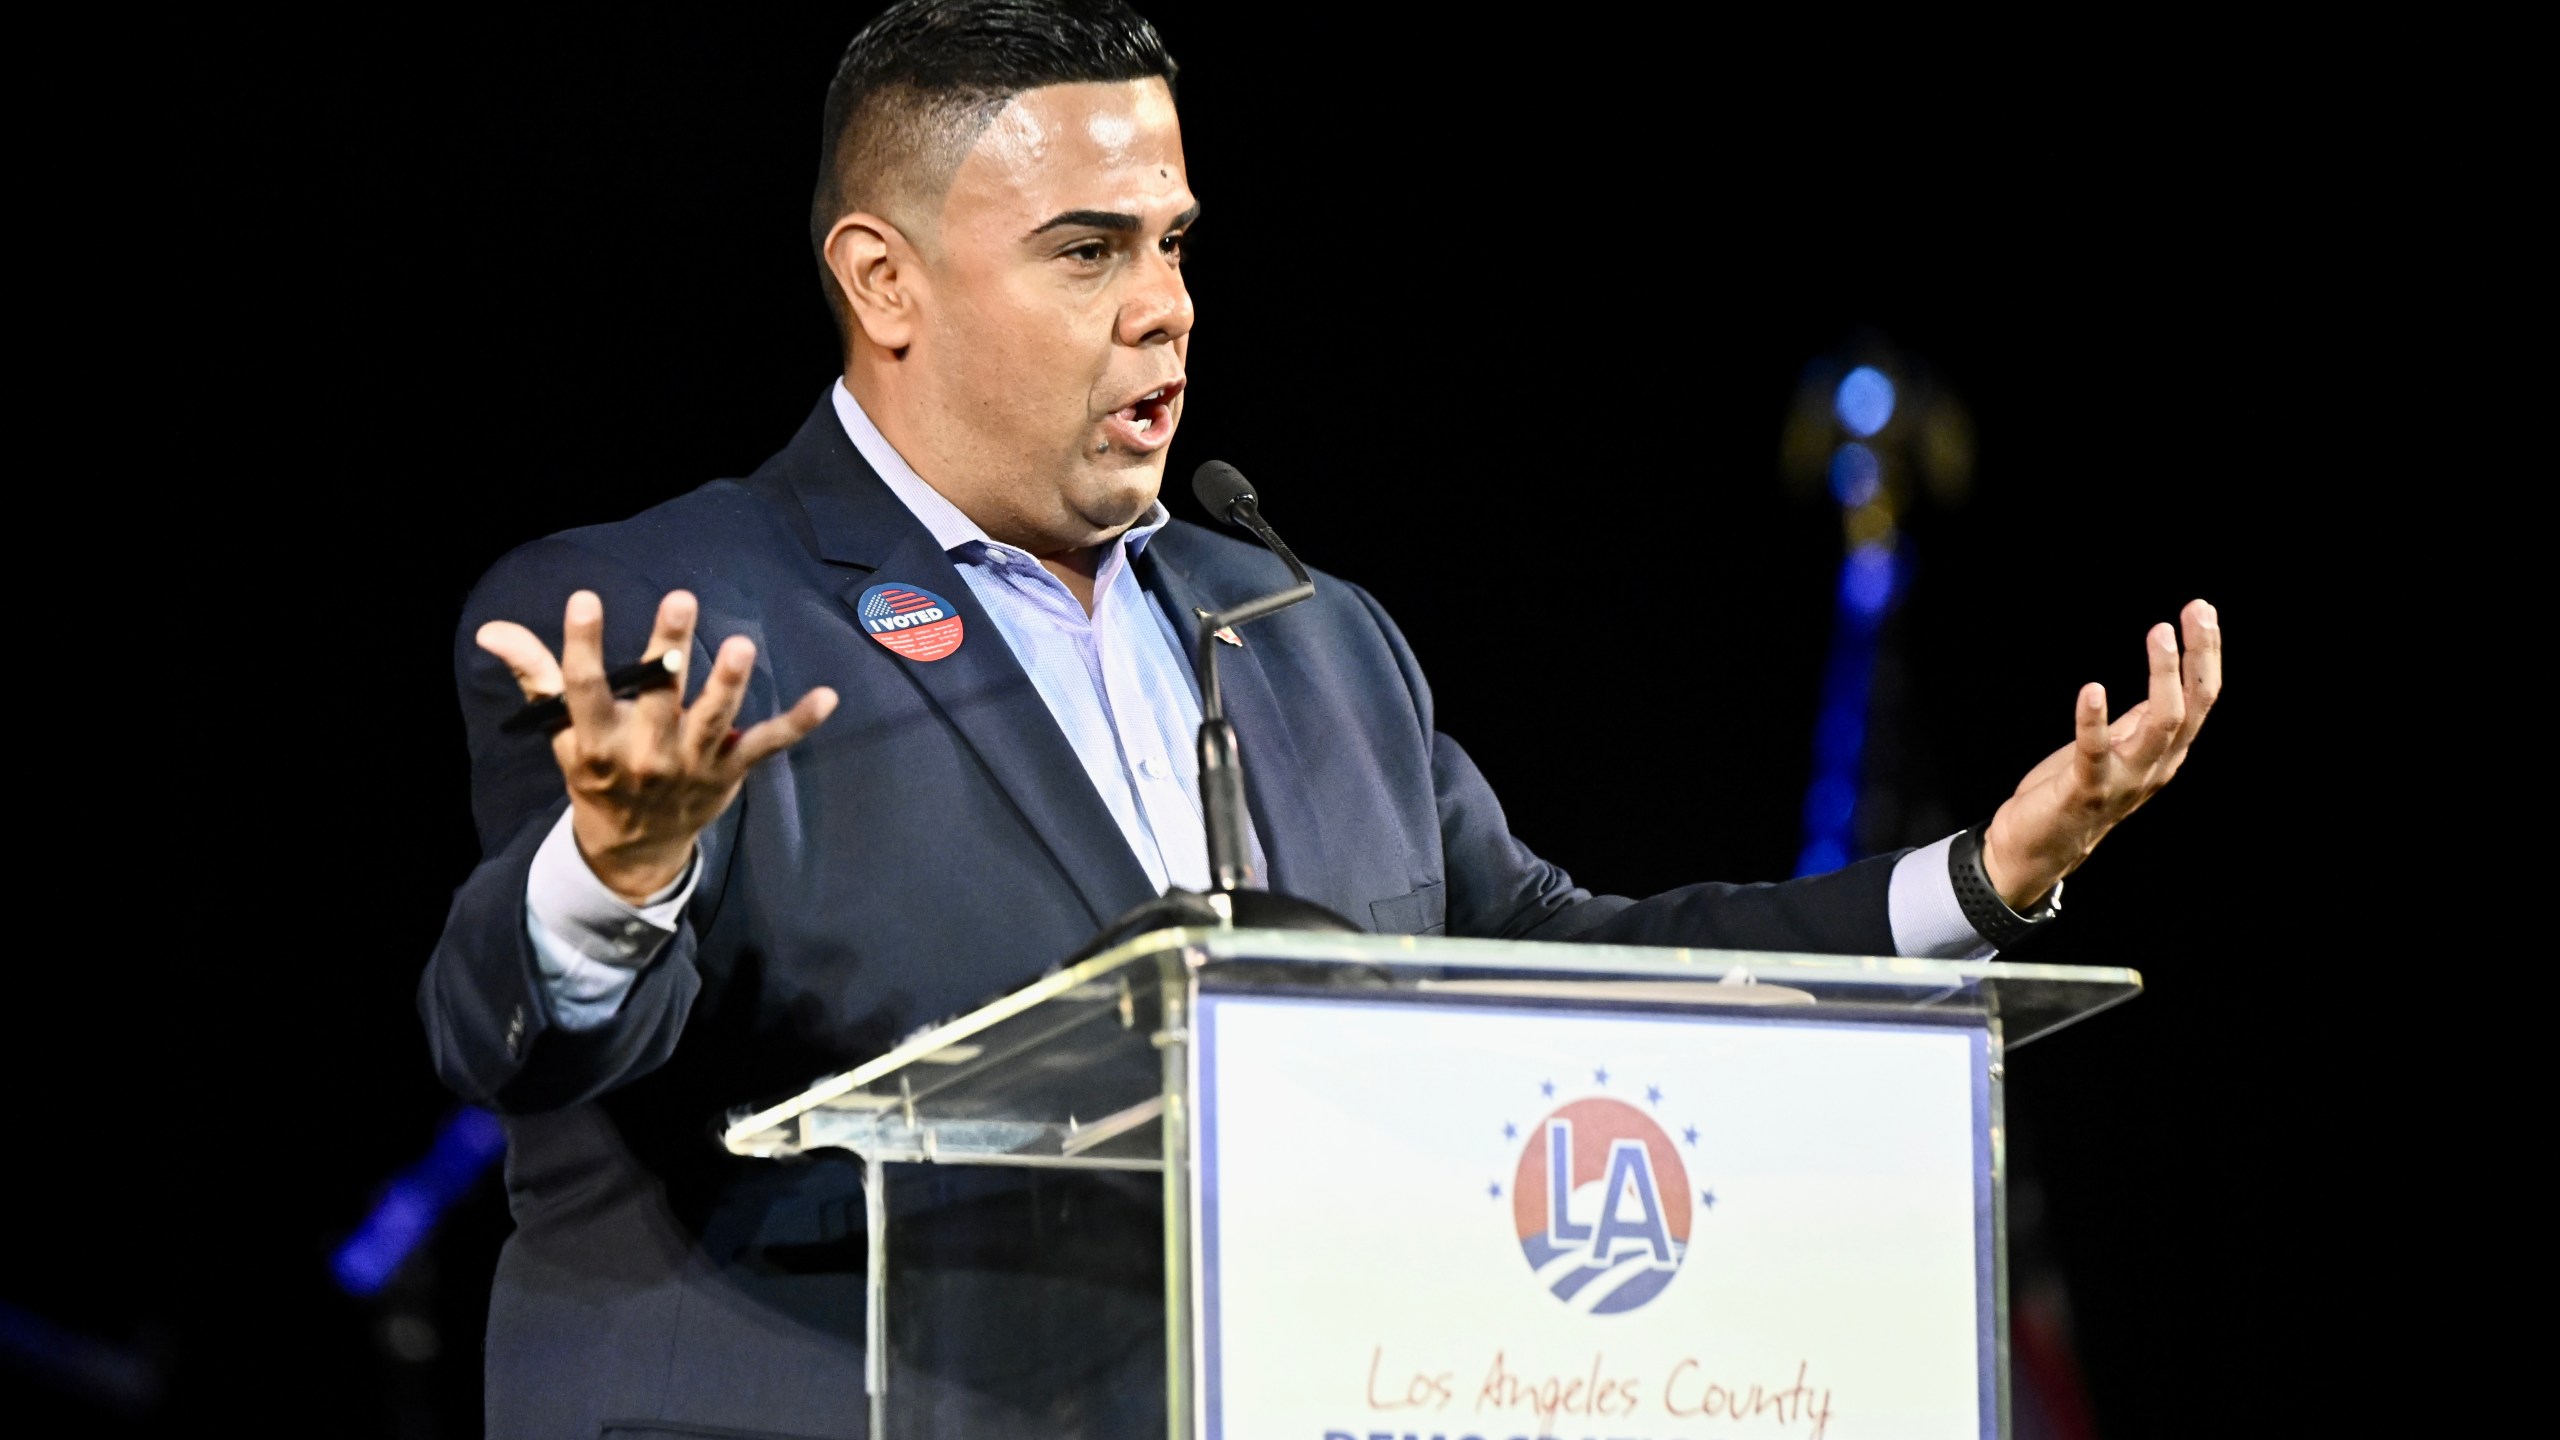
[{"xmin": 811, "ymin": 0, "xmax": 1179, "ymax": 322}]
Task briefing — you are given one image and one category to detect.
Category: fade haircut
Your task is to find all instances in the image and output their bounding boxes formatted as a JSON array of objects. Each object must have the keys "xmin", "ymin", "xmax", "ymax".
[{"xmin": 811, "ymin": 0, "xmax": 1178, "ymax": 326}]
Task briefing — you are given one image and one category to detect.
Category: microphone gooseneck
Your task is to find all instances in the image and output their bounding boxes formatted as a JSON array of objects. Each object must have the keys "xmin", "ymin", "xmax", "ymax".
[
  {"xmin": 1187, "ymin": 461, "xmax": 1317, "ymax": 901},
  {"xmin": 1186, "ymin": 462, "xmax": 1315, "ymax": 731},
  {"xmin": 1191, "ymin": 462, "xmax": 1312, "ymax": 608}
]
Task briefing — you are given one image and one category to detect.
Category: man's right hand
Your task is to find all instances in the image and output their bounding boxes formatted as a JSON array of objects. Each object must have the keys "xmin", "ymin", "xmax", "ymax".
[{"xmin": 478, "ymin": 589, "xmax": 839, "ymax": 902}]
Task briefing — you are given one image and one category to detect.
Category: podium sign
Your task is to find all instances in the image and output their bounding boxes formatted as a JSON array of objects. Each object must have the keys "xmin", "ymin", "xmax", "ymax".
[
  {"xmin": 1197, "ymin": 994, "xmax": 1988, "ymax": 1439},
  {"xmin": 721, "ymin": 928, "xmax": 2139, "ymax": 1440}
]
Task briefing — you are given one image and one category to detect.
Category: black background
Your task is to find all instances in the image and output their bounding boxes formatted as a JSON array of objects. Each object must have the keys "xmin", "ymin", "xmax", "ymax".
[{"xmin": 7, "ymin": 7, "xmax": 2377, "ymax": 1435}]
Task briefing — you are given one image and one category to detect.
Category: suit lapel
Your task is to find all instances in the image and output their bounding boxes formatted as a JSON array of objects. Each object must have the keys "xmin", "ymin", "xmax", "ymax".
[
  {"xmin": 1138, "ymin": 546, "xmax": 1327, "ymax": 898},
  {"xmin": 774, "ymin": 397, "xmax": 1157, "ymax": 926}
]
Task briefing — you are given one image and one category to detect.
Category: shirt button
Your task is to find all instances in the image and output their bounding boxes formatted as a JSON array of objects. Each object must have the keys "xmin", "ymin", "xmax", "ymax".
[{"xmin": 1138, "ymin": 756, "xmax": 1164, "ymax": 780}]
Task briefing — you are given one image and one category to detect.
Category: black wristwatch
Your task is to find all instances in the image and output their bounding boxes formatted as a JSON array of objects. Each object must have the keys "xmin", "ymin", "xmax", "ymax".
[{"xmin": 1947, "ymin": 821, "xmax": 2061, "ymax": 948}]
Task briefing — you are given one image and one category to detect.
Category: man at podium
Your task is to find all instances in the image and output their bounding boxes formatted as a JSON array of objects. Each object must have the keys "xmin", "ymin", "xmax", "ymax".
[{"xmin": 420, "ymin": 2, "xmax": 2222, "ymax": 1435}]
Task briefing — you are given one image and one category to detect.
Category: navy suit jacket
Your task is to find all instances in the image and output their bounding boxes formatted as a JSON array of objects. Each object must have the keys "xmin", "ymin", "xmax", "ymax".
[{"xmin": 421, "ymin": 395, "xmax": 1900, "ymax": 1438}]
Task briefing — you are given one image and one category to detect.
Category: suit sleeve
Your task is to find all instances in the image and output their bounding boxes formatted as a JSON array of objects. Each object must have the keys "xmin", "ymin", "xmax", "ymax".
[
  {"xmin": 1347, "ymin": 584, "xmax": 1901, "ymax": 956},
  {"xmin": 418, "ymin": 536, "xmax": 736, "ymax": 1113}
]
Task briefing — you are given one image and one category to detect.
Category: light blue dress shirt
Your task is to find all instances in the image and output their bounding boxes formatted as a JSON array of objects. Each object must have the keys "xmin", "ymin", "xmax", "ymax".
[
  {"xmin": 522, "ymin": 384, "xmax": 1986, "ymax": 1031},
  {"xmin": 823, "ymin": 382, "xmax": 1266, "ymax": 898}
]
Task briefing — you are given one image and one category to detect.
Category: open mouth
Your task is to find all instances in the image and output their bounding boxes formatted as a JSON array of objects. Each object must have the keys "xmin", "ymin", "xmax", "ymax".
[{"xmin": 1109, "ymin": 378, "xmax": 1185, "ymax": 448}]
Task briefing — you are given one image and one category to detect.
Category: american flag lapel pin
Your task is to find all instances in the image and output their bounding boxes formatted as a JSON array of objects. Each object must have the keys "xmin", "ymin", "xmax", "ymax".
[{"xmin": 1195, "ymin": 608, "xmax": 1243, "ymax": 647}]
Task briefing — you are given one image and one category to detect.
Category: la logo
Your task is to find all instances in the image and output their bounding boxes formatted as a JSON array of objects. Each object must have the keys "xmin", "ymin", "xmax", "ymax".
[
  {"xmin": 1510, "ymin": 1095, "xmax": 1693, "ymax": 1313},
  {"xmin": 1545, "ymin": 1119, "xmax": 1674, "ymax": 1264}
]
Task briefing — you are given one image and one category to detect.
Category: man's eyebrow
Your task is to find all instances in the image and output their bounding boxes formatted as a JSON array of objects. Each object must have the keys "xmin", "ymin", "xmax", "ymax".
[{"xmin": 1026, "ymin": 202, "xmax": 1203, "ymax": 239}]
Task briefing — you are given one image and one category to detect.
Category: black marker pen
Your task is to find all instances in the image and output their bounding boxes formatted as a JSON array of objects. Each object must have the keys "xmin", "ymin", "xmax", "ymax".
[{"xmin": 500, "ymin": 650, "xmax": 683, "ymax": 735}]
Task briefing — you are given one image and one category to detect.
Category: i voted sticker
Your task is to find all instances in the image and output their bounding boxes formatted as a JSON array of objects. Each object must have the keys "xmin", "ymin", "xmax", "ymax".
[{"xmin": 855, "ymin": 582, "xmax": 965, "ymax": 662}]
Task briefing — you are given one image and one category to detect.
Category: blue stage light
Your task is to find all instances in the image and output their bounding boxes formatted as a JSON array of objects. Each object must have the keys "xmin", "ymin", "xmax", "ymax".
[
  {"xmin": 1814, "ymin": 700, "xmax": 1867, "ymax": 769},
  {"xmin": 1803, "ymin": 773, "xmax": 1858, "ymax": 835},
  {"xmin": 332, "ymin": 1107, "xmax": 507, "ymax": 1296},
  {"xmin": 1841, "ymin": 541, "xmax": 1898, "ymax": 619},
  {"xmin": 1829, "ymin": 443, "xmax": 1881, "ymax": 508},
  {"xmin": 1796, "ymin": 536, "xmax": 1903, "ymax": 876},
  {"xmin": 1834, "ymin": 366, "xmax": 1897, "ymax": 438}
]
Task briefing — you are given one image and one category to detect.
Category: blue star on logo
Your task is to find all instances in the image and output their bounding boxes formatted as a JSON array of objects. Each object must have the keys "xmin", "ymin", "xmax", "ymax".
[
  {"xmin": 1502, "ymin": 1121, "xmax": 1517, "ymax": 1141},
  {"xmin": 1700, "ymin": 1190, "xmax": 1717, "ymax": 1210},
  {"xmin": 1593, "ymin": 1067, "xmax": 1609, "ymax": 1086},
  {"xmin": 1682, "ymin": 1125, "xmax": 1699, "ymax": 1147},
  {"xmin": 1645, "ymin": 1084, "xmax": 1663, "ymax": 1105},
  {"xmin": 1539, "ymin": 1079, "xmax": 1554, "ymax": 1098},
  {"xmin": 1488, "ymin": 1181, "xmax": 1503, "ymax": 1199}
]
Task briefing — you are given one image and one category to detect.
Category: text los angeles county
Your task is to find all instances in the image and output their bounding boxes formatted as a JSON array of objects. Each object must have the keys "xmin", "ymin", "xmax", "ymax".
[{"xmin": 1312, "ymin": 1347, "xmax": 1836, "ymax": 1440}]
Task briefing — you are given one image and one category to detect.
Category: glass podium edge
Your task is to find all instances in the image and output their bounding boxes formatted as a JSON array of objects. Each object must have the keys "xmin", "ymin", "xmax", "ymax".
[
  {"xmin": 718, "ymin": 922, "xmax": 1195, "ymax": 1153},
  {"xmin": 1187, "ymin": 926, "xmax": 2143, "ymax": 991},
  {"xmin": 720, "ymin": 925, "xmax": 2145, "ymax": 1155}
]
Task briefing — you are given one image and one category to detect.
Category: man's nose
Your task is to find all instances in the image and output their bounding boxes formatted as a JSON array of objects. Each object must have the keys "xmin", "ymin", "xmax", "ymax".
[{"xmin": 1118, "ymin": 251, "xmax": 1193, "ymax": 347}]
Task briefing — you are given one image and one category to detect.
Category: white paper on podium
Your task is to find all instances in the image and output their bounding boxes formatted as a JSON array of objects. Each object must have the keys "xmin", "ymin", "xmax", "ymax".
[{"xmin": 1194, "ymin": 994, "xmax": 1992, "ymax": 1440}]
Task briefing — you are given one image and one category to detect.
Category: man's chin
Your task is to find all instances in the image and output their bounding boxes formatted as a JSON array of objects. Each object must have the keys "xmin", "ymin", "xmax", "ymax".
[{"xmin": 1071, "ymin": 461, "xmax": 1167, "ymax": 536}]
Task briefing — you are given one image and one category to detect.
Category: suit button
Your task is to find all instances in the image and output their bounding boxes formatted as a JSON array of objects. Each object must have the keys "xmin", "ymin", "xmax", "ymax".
[{"xmin": 505, "ymin": 1005, "xmax": 526, "ymax": 1059}]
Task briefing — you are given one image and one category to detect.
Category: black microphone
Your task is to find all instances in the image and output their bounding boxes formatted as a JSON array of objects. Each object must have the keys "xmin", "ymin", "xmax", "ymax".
[
  {"xmin": 1187, "ymin": 461, "xmax": 1314, "ymax": 897},
  {"xmin": 1192, "ymin": 459, "xmax": 1256, "ymax": 524},
  {"xmin": 1190, "ymin": 462, "xmax": 1313, "ymax": 621}
]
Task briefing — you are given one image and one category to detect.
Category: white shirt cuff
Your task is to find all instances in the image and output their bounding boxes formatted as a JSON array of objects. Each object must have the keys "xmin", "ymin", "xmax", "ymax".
[
  {"xmin": 1887, "ymin": 834, "xmax": 1996, "ymax": 960},
  {"xmin": 523, "ymin": 809, "xmax": 699, "ymax": 1031}
]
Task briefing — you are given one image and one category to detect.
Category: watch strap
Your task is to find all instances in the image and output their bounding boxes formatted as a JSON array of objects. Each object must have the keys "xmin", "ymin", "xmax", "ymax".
[{"xmin": 1948, "ymin": 821, "xmax": 2060, "ymax": 948}]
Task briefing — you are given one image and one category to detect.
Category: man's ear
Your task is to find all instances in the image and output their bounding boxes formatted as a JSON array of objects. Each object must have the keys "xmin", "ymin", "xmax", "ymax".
[{"xmin": 824, "ymin": 213, "xmax": 921, "ymax": 354}]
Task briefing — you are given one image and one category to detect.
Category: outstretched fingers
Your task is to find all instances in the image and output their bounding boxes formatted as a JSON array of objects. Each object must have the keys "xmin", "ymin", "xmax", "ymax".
[
  {"xmin": 727, "ymin": 687, "xmax": 840, "ymax": 771},
  {"xmin": 2071, "ymin": 682, "xmax": 2111, "ymax": 785},
  {"xmin": 682, "ymin": 635, "xmax": 759, "ymax": 763},
  {"xmin": 634, "ymin": 592, "xmax": 700, "ymax": 737},
  {"xmin": 2120, "ymin": 622, "xmax": 2186, "ymax": 770},
  {"xmin": 475, "ymin": 620, "xmax": 563, "ymax": 701},
  {"xmin": 557, "ymin": 591, "xmax": 616, "ymax": 735},
  {"xmin": 2177, "ymin": 598, "xmax": 2222, "ymax": 747},
  {"xmin": 2001, "ymin": 608, "xmax": 2227, "ymax": 899}
]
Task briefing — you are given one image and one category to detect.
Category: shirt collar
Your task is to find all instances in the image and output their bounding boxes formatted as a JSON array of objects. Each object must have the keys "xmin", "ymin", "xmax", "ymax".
[{"xmin": 831, "ymin": 380, "xmax": 1170, "ymax": 563}]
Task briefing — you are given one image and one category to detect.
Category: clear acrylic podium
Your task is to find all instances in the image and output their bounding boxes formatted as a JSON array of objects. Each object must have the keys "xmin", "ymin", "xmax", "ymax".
[{"xmin": 721, "ymin": 926, "xmax": 2139, "ymax": 1440}]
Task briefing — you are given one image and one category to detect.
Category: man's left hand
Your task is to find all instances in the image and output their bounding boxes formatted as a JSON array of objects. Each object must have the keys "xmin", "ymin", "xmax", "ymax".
[{"xmin": 1980, "ymin": 598, "xmax": 2223, "ymax": 909}]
